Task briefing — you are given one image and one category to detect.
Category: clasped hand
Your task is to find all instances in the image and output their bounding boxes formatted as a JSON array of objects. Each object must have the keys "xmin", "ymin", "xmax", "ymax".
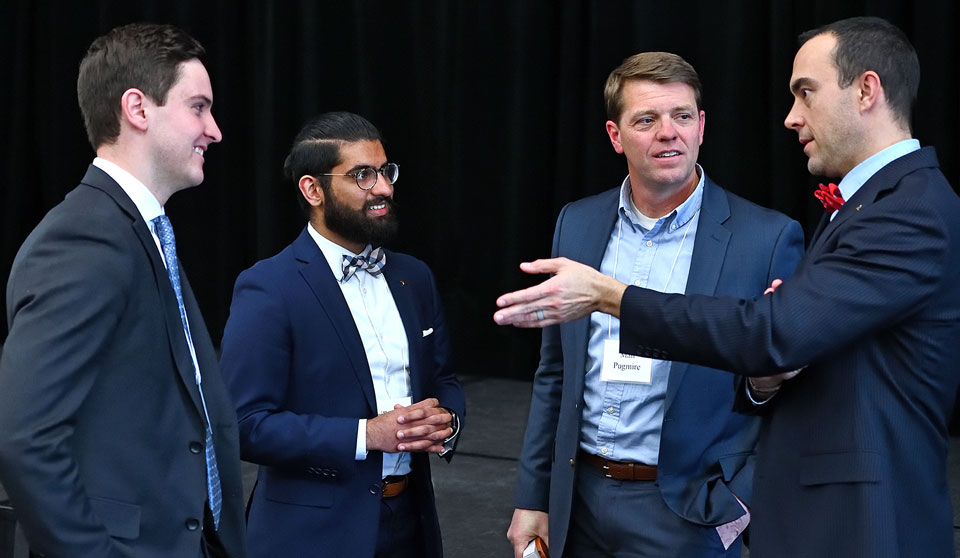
[{"xmin": 366, "ymin": 398, "xmax": 452, "ymax": 453}]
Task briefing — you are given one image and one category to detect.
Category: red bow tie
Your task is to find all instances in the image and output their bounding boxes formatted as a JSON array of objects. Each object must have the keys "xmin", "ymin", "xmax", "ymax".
[{"xmin": 814, "ymin": 183, "xmax": 844, "ymax": 212}]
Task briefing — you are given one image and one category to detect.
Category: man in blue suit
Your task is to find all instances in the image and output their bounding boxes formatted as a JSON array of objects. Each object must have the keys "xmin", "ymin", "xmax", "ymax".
[
  {"xmin": 505, "ymin": 52, "xmax": 804, "ymax": 557},
  {"xmin": 496, "ymin": 17, "xmax": 960, "ymax": 558},
  {"xmin": 220, "ymin": 112, "xmax": 464, "ymax": 558}
]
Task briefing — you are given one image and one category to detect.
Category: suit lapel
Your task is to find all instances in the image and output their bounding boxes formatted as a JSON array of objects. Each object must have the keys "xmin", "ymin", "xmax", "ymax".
[
  {"xmin": 568, "ymin": 191, "xmax": 620, "ymax": 401},
  {"xmin": 294, "ymin": 230, "xmax": 378, "ymax": 412},
  {"xmin": 808, "ymin": 147, "xmax": 939, "ymax": 258},
  {"xmin": 665, "ymin": 178, "xmax": 730, "ymax": 411},
  {"xmin": 382, "ymin": 259, "xmax": 424, "ymax": 401},
  {"xmin": 81, "ymin": 165, "xmax": 205, "ymax": 417}
]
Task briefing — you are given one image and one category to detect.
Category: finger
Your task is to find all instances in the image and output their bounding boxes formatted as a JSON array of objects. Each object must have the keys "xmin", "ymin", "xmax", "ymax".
[
  {"xmin": 518, "ymin": 258, "xmax": 564, "ymax": 275},
  {"xmin": 495, "ymin": 283, "xmax": 549, "ymax": 310},
  {"xmin": 397, "ymin": 439, "xmax": 445, "ymax": 452},
  {"xmin": 398, "ymin": 425, "xmax": 451, "ymax": 441}
]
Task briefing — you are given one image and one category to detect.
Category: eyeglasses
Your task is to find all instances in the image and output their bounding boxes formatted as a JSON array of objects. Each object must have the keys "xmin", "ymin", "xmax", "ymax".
[{"xmin": 318, "ymin": 162, "xmax": 399, "ymax": 191}]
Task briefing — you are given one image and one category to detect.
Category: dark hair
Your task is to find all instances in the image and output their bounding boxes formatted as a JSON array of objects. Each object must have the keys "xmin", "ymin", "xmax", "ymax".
[
  {"xmin": 77, "ymin": 23, "xmax": 205, "ymax": 149},
  {"xmin": 799, "ymin": 16, "xmax": 919, "ymax": 131},
  {"xmin": 604, "ymin": 52, "xmax": 702, "ymax": 123},
  {"xmin": 283, "ymin": 112, "xmax": 383, "ymax": 215}
]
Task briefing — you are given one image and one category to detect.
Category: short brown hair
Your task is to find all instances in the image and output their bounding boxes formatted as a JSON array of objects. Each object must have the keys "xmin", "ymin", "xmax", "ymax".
[
  {"xmin": 77, "ymin": 23, "xmax": 205, "ymax": 149},
  {"xmin": 603, "ymin": 52, "xmax": 702, "ymax": 123}
]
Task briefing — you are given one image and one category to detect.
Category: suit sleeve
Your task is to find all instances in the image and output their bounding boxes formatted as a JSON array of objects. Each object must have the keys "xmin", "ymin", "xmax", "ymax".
[
  {"xmin": 220, "ymin": 268, "xmax": 360, "ymax": 475},
  {"xmin": 0, "ymin": 211, "xmax": 131, "ymax": 558},
  {"xmin": 621, "ymin": 194, "xmax": 948, "ymax": 375},
  {"xmin": 515, "ymin": 204, "xmax": 570, "ymax": 511},
  {"xmin": 731, "ymin": 218, "xmax": 805, "ymax": 411},
  {"xmin": 423, "ymin": 267, "xmax": 466, "ymax": 460}
]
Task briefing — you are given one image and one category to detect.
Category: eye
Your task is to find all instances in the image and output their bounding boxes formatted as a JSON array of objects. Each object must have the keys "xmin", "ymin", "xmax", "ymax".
[
  {"xmin": 676, "ymin": 113, "xmax": 692, "ymax": 121},
  {"xmin": 354, "ymin": 168, "xmax": 374, "ymax": 182}
]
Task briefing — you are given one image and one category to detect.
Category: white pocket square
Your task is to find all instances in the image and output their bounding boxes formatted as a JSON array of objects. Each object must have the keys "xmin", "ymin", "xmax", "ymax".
[{"xmin": 422, "ymin": 328, "xmax": 434, "ymax": 337}]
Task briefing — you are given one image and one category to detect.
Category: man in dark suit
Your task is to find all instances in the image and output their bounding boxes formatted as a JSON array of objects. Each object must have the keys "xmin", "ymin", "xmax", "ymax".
[
  {"xmin": 505, "ymin": 52, "xmax": 803, "ymax": 558},
  {"xmin": 220, "ymin": 112, "xmax": 465, "ymax": 558},
  {"xmin": 0, "ymin": 23, "xmax": 245, "ymax": 557},
  {"xmin": 496, "ymin": 17, "xmax": 960, "ymax": 558}
]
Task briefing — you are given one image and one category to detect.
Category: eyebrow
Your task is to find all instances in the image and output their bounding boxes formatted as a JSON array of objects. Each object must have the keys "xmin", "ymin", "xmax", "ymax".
[
  {"xmin": 186, "ymin": 94, "xmax": 213, "ymax": 106},
  {"xmin": 627, "ymin": 105, "xmax": 697, "ymax": 120},
  {"xmin": 790, "ymin": 77, "xmax": 816, "ymax": 95}
]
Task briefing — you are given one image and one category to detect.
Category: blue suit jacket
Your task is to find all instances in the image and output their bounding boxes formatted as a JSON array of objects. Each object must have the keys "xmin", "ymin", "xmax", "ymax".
[
  {"xmin": 220, "ymin": 228, "xmax": 465, "ymax": 558},
  {"xmin": 621, "ymin": 148, "xmax": 960, "ymax": 557},
  {"xmin": 515, "ymin": 176, "xmax": 804, "ymax": 556}
]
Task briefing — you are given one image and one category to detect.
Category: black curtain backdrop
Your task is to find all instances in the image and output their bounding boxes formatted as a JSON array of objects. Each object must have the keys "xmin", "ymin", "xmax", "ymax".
[{"xmin": 2, "ymin": 1, "xmax": 958, "ymax": 379}]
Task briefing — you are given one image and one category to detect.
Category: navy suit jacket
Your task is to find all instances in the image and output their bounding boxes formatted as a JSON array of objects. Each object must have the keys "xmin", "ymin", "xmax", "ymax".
[
  {"xmin": 220, "ymin": 228, "xmax": 465, "ymax": 558},
  {"xmin": 515, "ymin": 176, "xmax": 804, "ymax": 556},
  {"xmin": 621, "ymin": 148, "xmax": 960, "ymax": 557},
  {"xmin": 0, "ymin": 166, "xmax": 246, "ymax": 557}
]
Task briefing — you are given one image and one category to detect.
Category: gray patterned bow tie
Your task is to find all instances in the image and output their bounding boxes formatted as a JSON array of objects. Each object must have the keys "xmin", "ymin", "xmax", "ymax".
[{"xmin": 341, "ymin": 247, "xmax": 386, "ymax": 282}]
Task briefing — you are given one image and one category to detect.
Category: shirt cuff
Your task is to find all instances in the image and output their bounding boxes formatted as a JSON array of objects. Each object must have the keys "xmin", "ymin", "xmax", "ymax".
[
  {"xmin": 356, "ymin": 419, "xmax": 368, "ymax": 460},
  {"xmin": 438, "ymin": 409, "xmax": 461, "ymax": 458},
  {"xmin": 745, "ymin": 378, "xmax": 779, "ymax": 405}
]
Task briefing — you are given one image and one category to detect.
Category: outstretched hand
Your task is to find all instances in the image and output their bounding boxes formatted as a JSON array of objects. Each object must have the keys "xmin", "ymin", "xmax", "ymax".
[{"xmin": 493, "ymin": 258, "xmax": 626, "ymax": 328}]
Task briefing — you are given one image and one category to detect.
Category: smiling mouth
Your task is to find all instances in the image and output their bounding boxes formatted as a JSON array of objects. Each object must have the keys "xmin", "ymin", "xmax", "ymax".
[
  {"xmin": 654, "ymin": 151, "xmax": 681, "ymax": 158},
  {"xmin": 193, "ymin": 146, "xmax": 205, "ymax": 157}
]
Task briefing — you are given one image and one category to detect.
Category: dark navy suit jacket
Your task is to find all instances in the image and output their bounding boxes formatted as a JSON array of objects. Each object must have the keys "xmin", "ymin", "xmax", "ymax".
[
  {"xmin": 220, "ymin": 228, "xmax": 465, "ymax": 558},
  {"xmin": 0, "ymin": 166, "xmax": 246, "ymax": 557},
  {"xmin": 515, "ymin": 175, "xmax": 804, "ymax": 556},
  {"xmin": 621, "ymin": 148, "xmax": 960, "ymax": 557}
]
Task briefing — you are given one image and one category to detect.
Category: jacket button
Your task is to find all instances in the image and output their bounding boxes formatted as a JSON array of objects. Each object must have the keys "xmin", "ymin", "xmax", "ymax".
[
  {"xmin": 569, "ymin": 458, "xmax": 575, "ymax": 467},
  {"xmin": 369, "ymin": 484, "xmax": 380, "ymax": 495},
  {"xmin": 185, "ymin": 518, "xmax": 200, "ymax": 531},
  {"xmin": 189, "ymin": 442, "xmax": 203, "ymax": 454}
]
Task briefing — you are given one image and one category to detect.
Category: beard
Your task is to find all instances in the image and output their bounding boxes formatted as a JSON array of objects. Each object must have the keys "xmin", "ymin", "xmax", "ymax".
[{"xmin": 323, "ymin": 187, "xmax": 399, "ymax": 248}]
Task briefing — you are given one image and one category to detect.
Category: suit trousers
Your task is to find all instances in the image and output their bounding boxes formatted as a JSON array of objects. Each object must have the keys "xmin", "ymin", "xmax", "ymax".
[
  {"xmin": 565, "ymin": 463, "xmax": 741, "ymax": 558},
  {"xmin": 375, "ymin": 478, "xmax": 425, "ymax": 558}
]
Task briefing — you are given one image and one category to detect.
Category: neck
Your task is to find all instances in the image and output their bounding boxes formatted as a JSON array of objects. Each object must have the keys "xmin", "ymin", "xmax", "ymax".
[
  {"xmin": 97, "ymin": 144, "xmax": 172, "ymax": 206},
  {"xmin": 629, "ymin": 170, "xmax": 699, "ymax": 219}
]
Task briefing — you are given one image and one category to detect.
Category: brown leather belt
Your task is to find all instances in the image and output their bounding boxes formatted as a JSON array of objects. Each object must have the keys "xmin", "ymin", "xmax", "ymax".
[
  {"xmin": 381, "ymin": 474, "xmax": 409, "ymax": 498},
  {"xmin": 579, "ymin": 450, "xmax": 657, "ymax": 481}
]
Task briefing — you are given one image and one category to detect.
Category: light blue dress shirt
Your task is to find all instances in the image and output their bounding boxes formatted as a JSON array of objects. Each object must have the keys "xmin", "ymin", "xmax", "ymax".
[{"xmin": 579, "ymin": 169, "xmax": 705, "ymax": 465}]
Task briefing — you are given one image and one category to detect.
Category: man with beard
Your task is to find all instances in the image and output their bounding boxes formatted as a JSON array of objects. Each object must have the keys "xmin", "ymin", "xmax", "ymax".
[{"xmin": 220, "ymin": 112, "xmax": 464, "ymax": 558}]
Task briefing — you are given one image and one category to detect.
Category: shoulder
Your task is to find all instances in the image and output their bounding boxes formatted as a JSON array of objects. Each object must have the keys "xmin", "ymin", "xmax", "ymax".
[
  {"xmin": 561, "ymin": 187, "xmax": 620, "ymax": 219},
  {"xmin": 706, "ymin": 180, "xmax": 797, "ymax": 229}
]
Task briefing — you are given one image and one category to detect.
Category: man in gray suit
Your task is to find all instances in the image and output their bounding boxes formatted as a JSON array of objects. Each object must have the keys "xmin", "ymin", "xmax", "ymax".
[{"xmin": 0, "ymin": 23, "xmax": 245, "ymax": 557}]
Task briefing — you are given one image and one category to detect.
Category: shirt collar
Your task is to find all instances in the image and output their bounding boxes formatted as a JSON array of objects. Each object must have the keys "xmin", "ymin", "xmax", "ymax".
[
  {"xmin": 306, "ymin": 222, "xmax": 373, "ymax": 280},
  {"xmin": 836, "ymin": 139, "xmax": 920, "ymax": 202},
  {"xmin": 92, "ymin": 157, "xmax": 165, "ymax": 224},
  {"xmin": 618, "ymin": 164, "xmax": 705, "ymax": 231}
]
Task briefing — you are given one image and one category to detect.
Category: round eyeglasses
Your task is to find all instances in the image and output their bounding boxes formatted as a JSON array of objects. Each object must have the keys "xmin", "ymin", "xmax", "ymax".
[{"xmin": 318, "ymin": 162, "xmax": 399, "ymax": 191}]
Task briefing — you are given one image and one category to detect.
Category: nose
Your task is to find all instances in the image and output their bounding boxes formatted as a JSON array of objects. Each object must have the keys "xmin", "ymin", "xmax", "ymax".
[
  {"xmin": 656, "ymin": 117, "xmax": 678, "ymax": 140},
  {"xmin": 784, "ymin": 100, "xmax": 802, "ymax": 130},
  {"xmin": 370, "ymin": 171, "xmax": 393, "ymax": 197},
  {"xmin": 206, "ymin": 112, "xmax": 223, "ymax": 143}
]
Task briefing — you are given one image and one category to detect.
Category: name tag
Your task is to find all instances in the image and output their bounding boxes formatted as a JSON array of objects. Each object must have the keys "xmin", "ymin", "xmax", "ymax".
[
  {"xmin": 600, "ymin": 339, "xmax": 652, "ymax": 383},
  {"xmin": 378, "ymin": 396, "xmax": 413, "ymax": 415}
]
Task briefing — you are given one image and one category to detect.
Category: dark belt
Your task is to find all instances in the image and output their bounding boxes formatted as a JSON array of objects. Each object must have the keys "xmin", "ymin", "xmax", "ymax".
[
  {"xmin": 382, "ymin": 474, "xmax": 410, "ymax": 498},
  {"xmin": 579, "ymin": 449, "xmax": 657, "ymax": 481}
]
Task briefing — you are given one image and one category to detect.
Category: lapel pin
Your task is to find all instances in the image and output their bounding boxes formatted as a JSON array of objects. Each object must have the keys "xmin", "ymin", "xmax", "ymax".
[
  {"xmin": 856, "ymin": 204, "xmax": 862, "ymax": 211},
  {"xmin": 400, "ymin": 280, "xmax": 406, "ymax": 287}
]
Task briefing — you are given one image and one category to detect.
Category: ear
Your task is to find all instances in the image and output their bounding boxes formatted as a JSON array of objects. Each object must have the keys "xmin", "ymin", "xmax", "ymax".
[
  {"xmin": 120, "ymin": 88, "xmax": 149, "ymax": 132},
  {"xmin": 605, "ymin": 120, "xmax": 624, "ymax": 154},
  {"xmin": 697, "ymin": 110, "xmax": 706, "ymax": 146},
  {"xmin": 297, "ymin": 175, "xmax": 324, "ymax": 208},
  {"xmin": 856, "ymin": 70, "xmax": 883, "ymax": 113}
]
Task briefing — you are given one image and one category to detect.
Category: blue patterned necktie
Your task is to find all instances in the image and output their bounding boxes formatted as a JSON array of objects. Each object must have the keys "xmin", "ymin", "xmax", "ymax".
[
  {"xmin": 341, "ymin": 246, "xmax": 386, "ymax": 283},
  {"xmin": 152, "ymin": 215, "xmax": 222, "ymax": 529}
]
